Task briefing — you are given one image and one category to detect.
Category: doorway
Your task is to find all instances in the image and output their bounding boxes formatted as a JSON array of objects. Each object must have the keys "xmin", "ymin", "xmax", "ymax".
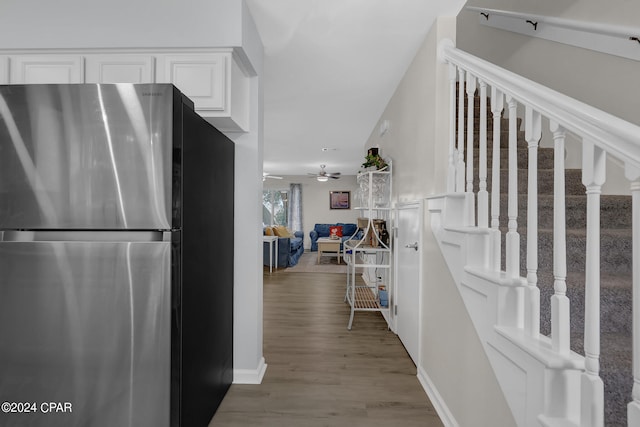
[{"xmin": 394, "ymin": 201, "xmax": 422, "ymax": 365}]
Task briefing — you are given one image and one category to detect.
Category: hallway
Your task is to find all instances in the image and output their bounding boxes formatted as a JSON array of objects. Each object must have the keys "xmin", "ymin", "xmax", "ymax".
[{"xmin": 209, "ymin": 271, "xmax": 443, "ymax": 426}]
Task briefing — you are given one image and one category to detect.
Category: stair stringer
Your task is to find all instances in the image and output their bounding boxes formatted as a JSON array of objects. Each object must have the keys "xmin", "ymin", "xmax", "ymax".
[{"xmin": 427, "ymin": 193, "xmax": 586, "ymax": 427}]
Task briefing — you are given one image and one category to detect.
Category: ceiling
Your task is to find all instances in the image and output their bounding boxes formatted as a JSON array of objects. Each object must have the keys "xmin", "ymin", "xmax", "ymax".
[{"xmin": 245, "ymin": 0, "xmax": 462, "ymax": 177}]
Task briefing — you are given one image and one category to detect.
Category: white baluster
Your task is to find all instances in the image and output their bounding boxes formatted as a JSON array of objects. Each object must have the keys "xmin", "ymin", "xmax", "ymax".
[
  {"xmin": 525, "ymin": 106, "xmax": 541, "ymax": 338},
  {"xmin": 457, "ymin": 68, "xmax": 466, "ymax": 193},
  {"xmin": 580, "ymin": 140, "xmax": 606, "ymax": 427},
  {"xmin": 505, "ymin": 95, "xmax": 520, "ymax": 278},
  {"xmin": 627, "ymin": 170, "xmax": 640, "ymax": 426},
  {"xmin": 478, "ymin": 80, "xmax": 489, "ymax": 228},
  {"xmin": 550, "ymin": 122, "xmax": 570, "ymax": 355},
  {"xmin": 465, "ymin": 73, "xmax": 477, "ymax": 226},
  {"xmin": 447, "ymin": 63, "xmax": 457, "ymax": 193},
  {"xmin": 490, "ymin": 87, "xmax": 504, "ymax": 272}
]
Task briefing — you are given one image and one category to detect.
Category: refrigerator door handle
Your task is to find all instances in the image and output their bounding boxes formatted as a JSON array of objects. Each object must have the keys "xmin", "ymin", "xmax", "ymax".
[{"xmin": 0, "ymin": 230, "xmax": 171, "ymax": 242}]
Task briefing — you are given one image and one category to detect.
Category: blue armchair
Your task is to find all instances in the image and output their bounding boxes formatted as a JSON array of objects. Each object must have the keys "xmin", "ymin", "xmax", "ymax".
[{"xmin": 309, "ymin": 223, "xmax": 360, "ymax": 252}]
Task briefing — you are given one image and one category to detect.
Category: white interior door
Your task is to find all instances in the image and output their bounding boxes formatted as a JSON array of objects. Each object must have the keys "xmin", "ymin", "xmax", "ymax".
[{"xmin": 395, "ymin": 201, "xmax": 421, "ymax": 365}]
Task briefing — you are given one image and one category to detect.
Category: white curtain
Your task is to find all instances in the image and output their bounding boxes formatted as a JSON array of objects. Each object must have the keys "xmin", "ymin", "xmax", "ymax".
[{"xmin": 288, "ymin": 183, "xmax": 303, "ymax": 232}]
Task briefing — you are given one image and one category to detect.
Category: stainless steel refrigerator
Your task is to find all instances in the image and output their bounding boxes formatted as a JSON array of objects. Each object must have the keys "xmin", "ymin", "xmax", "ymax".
[{"xmin": 0, "ymin": 84, "xmax": 234, "ymax": 427}]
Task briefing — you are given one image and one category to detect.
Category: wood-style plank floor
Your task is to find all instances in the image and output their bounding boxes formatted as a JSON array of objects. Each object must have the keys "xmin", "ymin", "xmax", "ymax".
[{"xmin": 209, "ymin": 271, "xmax": 444, "ymax": 427}]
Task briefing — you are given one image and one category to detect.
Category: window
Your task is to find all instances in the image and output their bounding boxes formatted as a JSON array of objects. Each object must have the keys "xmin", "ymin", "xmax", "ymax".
[{"xmin": 262, "ymin": 190, "xmax": 288, "ymax": 226}]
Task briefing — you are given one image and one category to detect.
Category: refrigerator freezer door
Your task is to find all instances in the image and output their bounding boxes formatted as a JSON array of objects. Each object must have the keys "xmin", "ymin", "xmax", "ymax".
[
  {"xmin": 0, "ymin": 240, "xmax": 171, "ymax": 427},
  {"xmin": 0, "ymin": 84, "xmax": 176, "ymax": 230}
]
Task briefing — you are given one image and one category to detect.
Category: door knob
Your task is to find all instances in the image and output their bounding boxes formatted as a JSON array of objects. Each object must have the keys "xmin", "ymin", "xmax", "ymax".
[{"xmin": 405, "ymin": 242, "xmax": 418, "ymax": 251}]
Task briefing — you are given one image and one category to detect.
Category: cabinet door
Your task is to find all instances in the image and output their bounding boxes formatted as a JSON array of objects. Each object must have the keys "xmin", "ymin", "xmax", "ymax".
[
  {"xmin": 85, "ymin": 55, "xmax": 155, "ymax": 83},
  {"xmin": 157, "ymin": 53, "xmax": 228, "ymax": 111},
  {"xmin": 11, "ymin": 55, "xmax": 84, "ymax": 83},
  {"xmin": 0, "ymin": 56, "xmax": 8, "ymax": 84}
]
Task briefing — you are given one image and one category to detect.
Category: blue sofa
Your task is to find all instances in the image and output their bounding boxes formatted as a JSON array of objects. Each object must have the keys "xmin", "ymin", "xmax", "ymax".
[
  {"xmin": 263, "ymin": 230, "xmax": 304, "ymax": 268},
  {"xmin": 309, "ymin": 223, "xmax": 360, "ymax": 252}
]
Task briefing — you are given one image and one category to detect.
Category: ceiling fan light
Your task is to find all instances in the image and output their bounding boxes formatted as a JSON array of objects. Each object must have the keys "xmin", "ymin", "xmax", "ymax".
[{"xmin": 317, "ymin": 175, "xmax": 329, "ymax": 182}]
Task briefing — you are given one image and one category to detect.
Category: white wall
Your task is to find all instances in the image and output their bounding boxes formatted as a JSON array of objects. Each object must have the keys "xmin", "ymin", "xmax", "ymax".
[
  {"xmin": 457, "ymin": 0, "xmax": 639, "ymax": 127},
  {"xmin": 457, "ymin": 0, "xmax": 640, "ymax": 195},
  {"xmin": 0, "ymin": 0, "xmax": 267, "ymax": 384},
  {"xmin": 227, "ymin": 0, "xmax": 266, "ymax": 386},
  {"xmin": 264, "ymin": 175, "xmax": 359, "ymax": 250},
  {"xmin": 0, "ymin": 0, "xmax": 243, "ymax": 49},
  {"xmin": 364, "ymin": 17, "xmax": 516, "ymax": 426}
]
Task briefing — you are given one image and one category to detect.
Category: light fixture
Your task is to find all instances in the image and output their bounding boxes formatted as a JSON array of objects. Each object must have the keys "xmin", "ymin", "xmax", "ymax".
[{"xmin": 317, "ymin": 175, "xmax": 329, "ymax": 182}]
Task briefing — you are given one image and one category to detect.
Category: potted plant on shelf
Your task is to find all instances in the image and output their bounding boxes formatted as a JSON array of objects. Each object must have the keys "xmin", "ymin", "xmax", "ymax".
[{"xmin": 360, "ymin": 147, "xmax": 388, "ymax": 171}]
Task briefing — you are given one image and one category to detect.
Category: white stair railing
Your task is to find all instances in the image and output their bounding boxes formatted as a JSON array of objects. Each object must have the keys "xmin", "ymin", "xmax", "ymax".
[
  {"xmin": 581, "ymin": 141, "xmax": 606, "ymax": 425},
  {"xmin": 439, "ymin": 40, "xmax": 640, "ymax": 426},
  {"xmin": 505, "ymin": 95, "xmax": 520, "ymax": 279},
  {"xmin": 477, "ymin": 80, "xmax": 489, "ymax": 228},
  {"xmin": 465, "ymin": 73, "xmax": 477, "ymax": 226},
  {"xmin": 550, "ymin": 122, "xmax": 570, "ymax": 357},
  {"xmin": 490, "ymin": 88, "xmax": 503, "ymax": 271},
  {"xmin": 456, "ymin": 68, "xmax": 466, "ymax": 193}
]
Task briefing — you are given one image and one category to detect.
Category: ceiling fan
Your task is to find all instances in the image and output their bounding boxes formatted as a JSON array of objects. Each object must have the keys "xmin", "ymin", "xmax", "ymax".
[
  {"xmin": 263, "ymin": 172, "xmax": 283, "ymax": 181},
  {"xmin": 308, "ymin": 164, "xmax": 341, "ymax": 182}
]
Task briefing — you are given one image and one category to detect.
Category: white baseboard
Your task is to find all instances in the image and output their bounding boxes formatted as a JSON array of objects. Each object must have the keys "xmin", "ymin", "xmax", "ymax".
[
  {"xmin": 233, "ymin": 357, "xmax": 267, "ymax": 384},
  {"xmin": 417, "ymin": 365, "xmax": 459, "ymax": 427}
]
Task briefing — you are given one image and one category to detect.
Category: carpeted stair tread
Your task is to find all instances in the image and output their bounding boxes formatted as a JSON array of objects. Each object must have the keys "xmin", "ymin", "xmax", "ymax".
[
  {"xmin": 490, "ymin": 194, "xmax": 632, "ymax": 230},
  {"xmin": 473, "ymin": 147, "xmax": 555, "ymax": 170},
  {"xmin": 456, "ymin": 116, "xmax": 512, "ymax": 128},
  {"xmin": 459, "ymin": 130, "xmax": 526, "ymax": 148},
  {"xmin": 483, "ymin": 168, "xmax": 584, "ymax": 195},
  {"xmin": 537, "ymin": 271, "xmax": 632, "ymax": 335},
  {"xmin": 499, "ymin": 228, "xmax": 633, "ymax": 275}
]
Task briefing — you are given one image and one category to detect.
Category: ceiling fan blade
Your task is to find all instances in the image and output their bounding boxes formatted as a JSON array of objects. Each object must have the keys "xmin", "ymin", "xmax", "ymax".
[{"xmin": 329, "ymin": 175, "xmax": 340, "ymax": 179}]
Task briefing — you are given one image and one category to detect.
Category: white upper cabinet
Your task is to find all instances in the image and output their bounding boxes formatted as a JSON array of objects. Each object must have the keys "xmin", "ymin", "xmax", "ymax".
[
  {"xmin": 157, "ymin": 52, "xmax": 249, "ymax": 132},
  {"xmin": 1, "ymin": 50, "xmax": 250, "ymax": 132},
  {"xmin": 11, "ymin": 55, "xmax": 84, "ymax": 84},
  {"xmin": 157, "ymin": 53, "xmax": 227, "ymax": 111},
  {"xmin": 0, "ymin": 57, "xmax": 8, "ymax": 84},
  {"xmin": 85, "ymin": 55, "xmax": 155, "ymax": 84}
]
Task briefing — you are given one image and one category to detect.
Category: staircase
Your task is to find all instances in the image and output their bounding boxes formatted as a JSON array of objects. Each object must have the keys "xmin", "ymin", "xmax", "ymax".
[
  {"xmin": 471, "ymin": 97, "xmax": 633, "ymax": 426},
  {"xmin": 429, "ymin": 42, "xmax": 640, "ymax": 427}
]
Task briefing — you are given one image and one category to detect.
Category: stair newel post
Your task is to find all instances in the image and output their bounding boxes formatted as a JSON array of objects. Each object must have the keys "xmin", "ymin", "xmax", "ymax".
[
  {"xmin": 525, "ymin": 106, "xmax": 541, "ymax": 338},
  {"xmin": 490, "ymin": 87, "xmax": 504, "ymax": 271},
  {"xmin": 550, "ymin": 121, "xmax": 570, "ymax": 355},
  {"xmin": 447, "ymin": 63, "xmax": 457, "ymax": 193},
  {"xmin": 627, "ymin": 171, "xmax": 640, "ymax": 425},
  {"xmin": 505, "ymin": 95, "xmax": 520, "ymax": 278},
  {"xmin": 457, "ymin": 68, "xmax": 466, "ymax": 193},
  {"xmin": 465, "ymin": 73, "xmax": 477, "ymax": 226},
  {"xmin": 581, "ymin": 140, "xmax": 606, "ymax": 427},
  {"xmin": 478, "ymin": 80, "xmax": 489, "ymax": 228}
]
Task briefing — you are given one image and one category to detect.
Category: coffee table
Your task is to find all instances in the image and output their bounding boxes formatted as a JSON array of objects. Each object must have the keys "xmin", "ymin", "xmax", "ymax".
[{"xmin": 317, "ymin": 237, "xmax": 341, "ymax": 264}]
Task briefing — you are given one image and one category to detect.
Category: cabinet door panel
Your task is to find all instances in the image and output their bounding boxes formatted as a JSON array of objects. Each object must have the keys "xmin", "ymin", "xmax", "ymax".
[
  {"xmin": 11, "ymin": 55, "xmax": 84, "ymax": 83},
  {"xmin": 85, "ymin": 55, "xmax": 155, "ymax": 83},
  {"xmin": 158, "ymin": 54, "xmax": 228, "ymax": 111}
]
